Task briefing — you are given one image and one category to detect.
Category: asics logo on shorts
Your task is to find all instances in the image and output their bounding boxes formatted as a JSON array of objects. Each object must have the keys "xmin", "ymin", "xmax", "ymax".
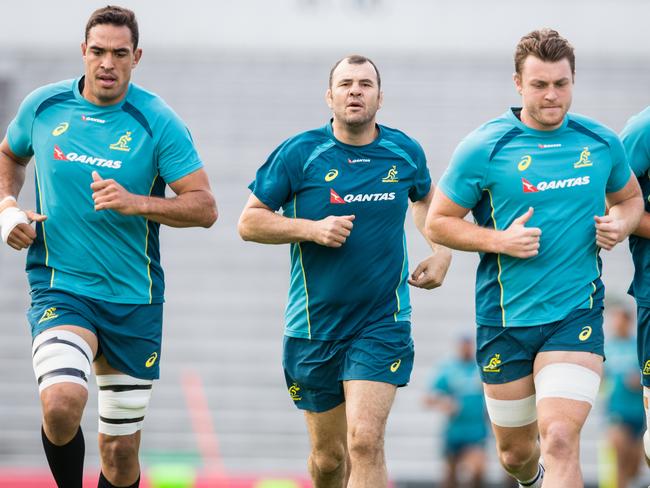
[
  {"xmin": 390, "ymin": 359, "xmax": 401, "ymax": 373},
  {"xmin": 578, "ymin": 326, "xmax": 592, "ymax": 341},
  {"xmin": 288, "ymin": 382, "xmax": 302, "ymax": 401},
  {"xmin": 643, "ymin": 360, "xmax": 650, "ymax": 375},
  {"xmin": 483, "ymin": 354, "xmax": 502, "ymax": 373},
  {"xmin": 38, "ymin": 307, "xmax": 59, "ymax": 324},
  {"xmin": 145, "ymin": 352, "xmax": 158, "ymax": 368}
]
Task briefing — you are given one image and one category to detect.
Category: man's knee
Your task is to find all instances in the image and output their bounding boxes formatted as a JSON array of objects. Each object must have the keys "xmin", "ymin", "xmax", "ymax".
[
  {"xmin": 310, "ymin": 443, "xmax": 346, "ymax": 474},
  {"xmin": 100, "ymin": 434, "xmax": 139, "ymax": 468},
  {"xmin": 540, "ymin": 419, "xmax": 580, "ymax": 459},
  {"xmin": 348, "ymin": 423, "xmax": 384, "ymax": 459},
  {"xmin": 41, "ymin": 385, "xmax": 86, "ymax": 435},
  {"xmin": 497, "ymin": 439, "xmax": 537, "ymax": 473}
]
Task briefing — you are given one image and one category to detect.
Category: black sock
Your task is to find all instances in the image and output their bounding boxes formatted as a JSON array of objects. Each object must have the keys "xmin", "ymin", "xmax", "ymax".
[
  {"xmin": 98, "ymin": 471, "xmax": 140, "ymax": 488},
  {"xmin": 41, "ymin": 425, "xmax": 84, "ymax": 488}
]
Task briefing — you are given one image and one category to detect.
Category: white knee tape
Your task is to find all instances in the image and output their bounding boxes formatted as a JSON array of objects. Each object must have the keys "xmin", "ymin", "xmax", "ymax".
[
  {"xmin": 534, "ymin": 363, "xmax": 600, "ymax": 406},
  {"xmin": 485, "ymin": 394, "xmax": 537, "ymax": 427},
  {"xmin": 97, "ymin": 374, "xmax": 153, "ymax": 436},
  {"xmin": 0, "ymin": 206, "xmax": 30, "ymax": 243},
  {"xmin": 32, "ymin": 330, "xmax": 93, "ymax": 393}
]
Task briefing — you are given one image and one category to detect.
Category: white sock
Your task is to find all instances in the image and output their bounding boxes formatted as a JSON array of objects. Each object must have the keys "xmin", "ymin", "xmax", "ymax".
[{"xmin": 518, "ymin": 463, "xmax": 544, "ymax": 488}]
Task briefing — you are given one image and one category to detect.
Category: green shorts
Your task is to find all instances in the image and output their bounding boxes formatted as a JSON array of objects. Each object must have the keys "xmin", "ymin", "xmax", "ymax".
[
  {"xmin": 27, "ymin": 287, "xmax": 163, "ymax": 380},
  {"xmin": 476, "ymin": 305, "xmax": 604, "ymax": 384},
  {"xmin": 283, "ymin": 321, "xmax": 413, "ymax": 412}
]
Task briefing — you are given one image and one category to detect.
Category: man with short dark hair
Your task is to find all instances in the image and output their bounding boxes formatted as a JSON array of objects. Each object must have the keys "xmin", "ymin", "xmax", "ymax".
[
  {"xmin": 0, "ymin": 5, "xmax": 217, "ymax": 488},
  {"xmin": 426, "ymin": 29, "xmax": 643, "ymax": 486},
  {"xmin": 239, "ymin": 55, "xmax": 451, "ymax": 488}
]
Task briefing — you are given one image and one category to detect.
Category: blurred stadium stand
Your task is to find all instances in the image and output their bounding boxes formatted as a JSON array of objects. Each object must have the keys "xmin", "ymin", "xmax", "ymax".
[{"xmin": 0, "ymin": 35, "xmax": 649, "ymax": 488}]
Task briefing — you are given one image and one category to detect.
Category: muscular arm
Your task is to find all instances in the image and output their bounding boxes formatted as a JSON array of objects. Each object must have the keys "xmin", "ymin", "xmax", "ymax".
[
  {"xmin": 91, "ymin": 168, "xmax": 218, "ymax": 228},
  {"xmin": 409, "ymin": 187, "xmax": 452, "ymax": 289},
  {"xmin": 633, "ymin": 212, "xmax": 650, "ymax": 239},
  {"xmin": 0, "ymin": 137, "xmax": 30, "ymax": 209},
  {"xmin": 425, "ymin": 188, "xmax": 541, "ymax": 258},
  {"xmin": 238, "ymin": 193, "xmax": 355, "ymax": 247}
]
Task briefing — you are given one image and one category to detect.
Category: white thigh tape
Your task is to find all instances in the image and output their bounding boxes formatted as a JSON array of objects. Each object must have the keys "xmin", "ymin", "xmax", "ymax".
[
  {"xmin": 534, "ymin": 362, "xmax": 600, "ymax": 406},
  {"xmin": 485, "ymin": 394, "xmax": 537, "ymax": 428},
  {"xmin": 97, "ymin": 374, "xmax": 153, "ymax": 436},
  {"xmin": 32, "ymin": 330, "xmax": 93, "ymax": 393},
  {"xmin": 0, "ymin": 206, "xmax": 30, "ymax": 243}
]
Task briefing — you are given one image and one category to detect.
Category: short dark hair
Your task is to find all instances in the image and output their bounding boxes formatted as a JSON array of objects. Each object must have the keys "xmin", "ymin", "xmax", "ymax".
[
  {"xmin": 85, "ymin": 5, "xmax": 139, "ymax": 49},
  {"xmin": 514, "ymin": 28, "xmax": 575, "ymax": 76},
  {"xmin": 329, "ymin": 55, "xmax": 381, "ymax": 89}
]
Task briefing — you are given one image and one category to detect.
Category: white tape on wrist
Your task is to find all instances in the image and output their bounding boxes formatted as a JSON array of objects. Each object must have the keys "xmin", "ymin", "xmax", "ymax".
[
  {"xmin": 0, "ymin": 196, "xmax": 17, "ymax": 206},
  {"xmin": 0, "ymin": 206, "xmax": 30, "ymax": 243}
]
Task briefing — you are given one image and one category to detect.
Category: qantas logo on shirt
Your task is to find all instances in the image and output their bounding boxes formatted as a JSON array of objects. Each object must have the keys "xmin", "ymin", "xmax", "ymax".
[
  {"xmin": 538, "ymin": 143, "xmax": 562, "ymax": 149},
  {"xmin": 330, "ymin": 188, "xmax": 396, "ymax": 204},
  {"xmin": 81, "ymin": 115, "xmax": 106, "ymax": 124},
  {"xmin": 53, "ymin": 145, "xmax": 122, "ymax": 169},
  {"xmin": 522, "ymin": 176, "xmax": 590, "ymax": 193},
  {"xmin": 348, "ymin": 158, "xmax": 371, "ymax": 164}
]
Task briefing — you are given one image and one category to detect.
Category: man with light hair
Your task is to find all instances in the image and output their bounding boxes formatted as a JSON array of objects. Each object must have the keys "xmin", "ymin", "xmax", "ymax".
[
  {"xmin": 0, "ymin": 5, "xmax": 217, "ymax": 487},
  {"xmin": 426, "ymin": 29, "xmax": 643, "ymax": 486}
]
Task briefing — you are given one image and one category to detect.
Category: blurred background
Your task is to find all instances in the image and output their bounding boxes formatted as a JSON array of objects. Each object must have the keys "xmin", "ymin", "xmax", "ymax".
[{"xmin": 1, "ymin": 1, "xmax": 650, "ymax": 486}]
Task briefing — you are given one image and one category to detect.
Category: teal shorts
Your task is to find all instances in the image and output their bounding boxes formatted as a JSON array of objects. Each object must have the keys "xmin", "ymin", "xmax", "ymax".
[
  {"xmin": 476, "ymin": 305, "xmax": 604, "ymax": 384},
  {"xmin": 283, "ymin": 321, "xmax": 413, "ymax": 412},
  {"xmin": 27, "ymin": 288, "xmax": 163, "ymax": 380},
  {"xmin": 637, "ymin": 305, "xmax": 650, "ymax": 386}
]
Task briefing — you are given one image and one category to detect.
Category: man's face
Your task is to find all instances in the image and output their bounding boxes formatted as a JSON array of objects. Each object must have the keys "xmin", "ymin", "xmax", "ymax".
[
  {"xmin": 514, "ymin": 55, "xmax": 574, "ymax": 131},
  {"xmin": 326, "ymin": 60, "xmax": 383, "ymax": 128},
  {"xmin": 81, "ymin": 24, "xmax": 141, "ymax": 106}
]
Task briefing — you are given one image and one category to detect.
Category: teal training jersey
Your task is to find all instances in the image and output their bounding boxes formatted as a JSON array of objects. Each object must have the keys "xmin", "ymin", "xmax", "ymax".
[
  {"xmin": 430, "ymin": 359, "xmax": 487, "ymax": 444},
  {"xmin": 249, "ymin": 122, "xmax": 431, "ymax": 340},
  {"xmin": 621, "ymin": 107, "xmax": 650, "ymax": 306},
  {"xmin": 6, "ymin": 77, "xmax": 203, "ymax": 304},
  {"xmin": 604, "ymin": 336, "xmax": 644, "ymax": 423},
  {"xmin": 439, "ymin": 108, "xmax": 630, "ymax": 327}
]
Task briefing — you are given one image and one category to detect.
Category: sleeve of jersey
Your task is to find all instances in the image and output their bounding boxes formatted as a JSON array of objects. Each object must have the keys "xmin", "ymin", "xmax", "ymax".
[
  {"xmin": 606, "ymin": 136, "xmax": 633, "ymax": 194},
  {"xmin": 408, "ymin": 141, "xmax": 432, "ymax": 202},
  {"xmin": 5, "ymin": 90, "xmax": 40, "ymax": 158},
  {"xmin": 437, "ymin": 136, "xmax": 487, "ymax": 209},
  {"xmin": 248, "ymin": 142, "xmax": 301, "ymax": 211},
  {"xmin": 156, "ymin": 115, "xmax": 204, "ymax": 184},
  {"xmin": 620, "ymin": 116, "xmax": 650, "ymax": 178}
]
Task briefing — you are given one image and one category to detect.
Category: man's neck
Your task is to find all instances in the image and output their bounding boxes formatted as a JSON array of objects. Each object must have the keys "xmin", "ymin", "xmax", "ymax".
[{"xmin": 331, "ymin": 119, "xmax": 378, "ymax": 146}]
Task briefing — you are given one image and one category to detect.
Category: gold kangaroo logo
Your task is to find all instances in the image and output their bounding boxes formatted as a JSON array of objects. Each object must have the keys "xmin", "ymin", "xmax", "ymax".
[
  {"xmin": 382, "ymin": 165, "xmax": 399, "ymax": 183},
  {"xmin": 288, "ymin": 382, "xmax": 302, "ymax": 401},
  {"xmin": 483, "ymin": 354, "xmax": 502, "ymax": 373},
  {"xmin": 109, "ymin": 131, "xmax": 132, "ymax": 152},
  {"xmin": 574, "ymin": 147, "xmax": 592, "ymax": 168}
]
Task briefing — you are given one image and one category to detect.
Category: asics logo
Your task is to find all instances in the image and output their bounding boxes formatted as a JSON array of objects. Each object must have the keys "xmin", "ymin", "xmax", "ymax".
[
  {"xmin": 578, "ymin": 326, "xmax": 592, "ymax": 341},
  {"xmin": 145, "ymin": 352, "xmax": 158, "ymax": 368},
  {"xmin": 390, "ymin": 359, "xmax": 401, "ymax": 373}
]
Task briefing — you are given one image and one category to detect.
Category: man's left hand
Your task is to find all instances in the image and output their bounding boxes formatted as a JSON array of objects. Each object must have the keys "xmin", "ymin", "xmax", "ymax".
[
  {"xmin": 408, "ymin": 247, "xmax": 452, "ymax": 289},
  {"xmin": 91, "ymin": 171, "xmax": 143, "ymax": 215},
  {"xmin": 594, "ymin": 214, "xmax": 625, "ymax": 250}
]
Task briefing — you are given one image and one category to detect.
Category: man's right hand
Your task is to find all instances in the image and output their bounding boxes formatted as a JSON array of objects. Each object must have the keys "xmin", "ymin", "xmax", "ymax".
[
  {"xmin": 2, "ymin": 208, "xmax": 47, "ymax": 250},
  {"xmin": 496, "ymin": 207, "xmax": 541, "ymax": 258},
  {"xmin": 310, "ymin": 215, "xmax": 355, "ymax": 247}
]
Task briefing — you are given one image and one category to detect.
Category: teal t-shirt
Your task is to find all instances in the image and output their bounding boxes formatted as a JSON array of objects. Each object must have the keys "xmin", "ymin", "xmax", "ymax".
[
  {"xmin": 430, "ymin": 359, "xmax": 487, "ymax": 444},
  {"xmin": 604, "ymin": 336, "xmax": 644, "ymax": 423},
  {"xmin": 249, "ymin": 122, "xmax": 431, "ymax": 340},
  {"xmin": 6, "ymin": 77, "xmax": 203, "ymax": 304},
  {"xmin": 439, "ymin": 108, "xmax": 630, "ymax": 327},
  {"xmin": 620, "ymin": 107, "xmax": 650, "ymax": 306}
]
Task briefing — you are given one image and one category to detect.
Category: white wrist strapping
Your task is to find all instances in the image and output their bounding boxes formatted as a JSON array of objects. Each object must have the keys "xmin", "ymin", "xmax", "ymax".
[
  {"xmin": 0, "ymin": 206, "xmax": 30, "ymax": 243},
  {"xmin": 0, "ymin": 196, "xmax": 17, "ymax": 206}
]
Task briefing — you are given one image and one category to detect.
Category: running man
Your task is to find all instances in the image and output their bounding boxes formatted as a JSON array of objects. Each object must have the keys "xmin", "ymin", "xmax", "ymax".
[
  {"xmin": 620, "ymin": 102, "xmax": 650, "ymax": 466},
  {"xmin": 424, "ymin": 336, "xmax": 488, "ymax": 488},
  {"xmin": 238, "ymin": 55, "xmax": 451, "ymax": 488},
  {"xmin": 0, "ymin": 6, "xmax": 217, "ymax": 488},
  {"xmin": 425, "ymin": 29, "xmax": 643, "ymax": 487}
]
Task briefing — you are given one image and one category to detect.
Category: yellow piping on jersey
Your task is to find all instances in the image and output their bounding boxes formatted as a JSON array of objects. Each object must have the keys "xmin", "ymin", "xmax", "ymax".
[
  {"xmin": 33, "ymin": 157, "xmax": 54, "ymax": 286},
  {"xmin": 144, "ymin": 175, "xmax": 157, "ymax": 304},
  {"xmin": 486, "ymin": 189, "xmax": 506, "ymax": 327},
  {"xmin": 588, "ymin": 259, "xmax": 601, "ymax": 309},
  {"xmin": 294, "ymin": 194, "xmax": 312, "ymax": 338},
  {"xmin": 394, "ymin": 232, "xmax": 407, "ymax": 321}
]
